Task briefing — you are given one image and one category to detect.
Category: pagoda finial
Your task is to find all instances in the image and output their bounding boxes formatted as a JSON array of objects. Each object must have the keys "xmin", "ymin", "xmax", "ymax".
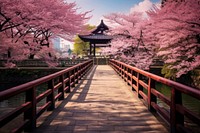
[{"xmin": 92, "ymin": 20, "xmax": 109, "ymax": 34}]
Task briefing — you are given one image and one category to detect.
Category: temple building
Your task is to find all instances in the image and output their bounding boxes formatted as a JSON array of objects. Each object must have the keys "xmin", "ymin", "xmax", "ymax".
[{"xmin": 78, "ymin": 20, "xmax": 113, "ymax": 57}]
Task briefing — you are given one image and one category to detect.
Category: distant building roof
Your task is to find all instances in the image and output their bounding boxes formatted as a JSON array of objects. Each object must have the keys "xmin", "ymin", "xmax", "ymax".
[
  {"xmin": 79, "ymin": 34, "xmax": 112, "ymax": 44},
  {"xmin": 78, "ymin": 20, "xmax": 113, "ymax": 44},
  {"xmin": 92, "ymin": 20, "xmax": 109, "ymax": 34}
]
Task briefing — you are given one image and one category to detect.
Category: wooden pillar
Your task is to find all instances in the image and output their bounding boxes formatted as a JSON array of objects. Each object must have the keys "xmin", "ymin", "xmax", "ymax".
[
  {"xmin": 47, "ymin": 79, "xmax": 55, "ymax": 110},
  {"xmin": 170, "ymin": 88, "xmax": 184, "ymax": 133},
  {"xmin": 24, "ymin": 87, "xmax": 36, "ymax": 131},
  {"xmin": 93, "ymin": 44, "xmax": 96, "ymax": 57},
  {"xmin": 90, "ymin": 43, "xmax": 92, "ymax": 56}
]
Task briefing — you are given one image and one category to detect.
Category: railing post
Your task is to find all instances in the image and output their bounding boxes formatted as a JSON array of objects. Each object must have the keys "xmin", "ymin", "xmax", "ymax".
[
  {"xmin": 80, "ymin": 64, "xmax": 84, "ymax": 77},
  {"xmin": 87, "ymin": 61, "xmax": 91, "ymax": 72},
  {"xmin": 119, "ymin": 64, "xmax": 121, "ymax": 76},
  {"xmin": 47, "ymin": 79, "xmax": 55, "ymax": 111},
  {"xmin": 118, "ymin": 62, "xmax": 120, "ymax": 74},
  {"xmin": 148, "ymin": 78, "xmax": 156, "ymax": 112},
  {"xmin": 127, "ymin": 68, "xmax": 130, "ymax": 85},
  {"xmin": 137, "ymin": 73, "xmax": 143, "ymax": 98},
  {"xmin": 122, "ymin": 65, "xmax": 125, "ymax": 79},
  {"xmin": 81, "ymin": 64, "xmax": 85, "ymax": 77},
  {"xmin": 66, "ymin": 71, "xmax": 71, "ymax": 93},
  {"xmin": 86, "ymin": 62, "xmax": 89, "ymax": 73},
  {"xmin": 71, "ymin": 69, "xmax": 75, "ymax": 87},
  {"xmin": 58, "ymin": 75, "xmax": 65, "ymax": 100},
  {"xmin": 75, "ymin": 67, "xmax": 79, "ymax": 84},
  {"xmin": 170, "ymin": 88, "xmax": 184, "ymax": 133},
  {"xmin": 131, "ymin": 70, "xmax": 136, "ymax": 91},
  {"xmin": 78, "ymin": 66, "xmax": 81, "ymax": 80},
  {"xmin": 124, "ymin": 66, "xmax": 127, "ymax": 82},
  {"xmin": 24, "ymin": 87, "xmax": 36, "ymax": 131},
  {"xmin": 121, "ymin": 64, "xmax": 123, "ymax": 78},
  {"xmin": 84, "ymin": 64, "xmax": 87, "ymax": 75},
  {"xmin": 82, "ymin": 64, "xmax": 86, "ymax": 77},
  {"xmin": 84, "ymin": 63, "xmax": 88, "ymax": 75}
]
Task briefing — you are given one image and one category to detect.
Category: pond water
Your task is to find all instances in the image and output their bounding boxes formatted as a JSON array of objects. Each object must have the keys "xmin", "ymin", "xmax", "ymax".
[{"xmin": 155, "ymin": 83, "xmax": 200, "ymax": 116}]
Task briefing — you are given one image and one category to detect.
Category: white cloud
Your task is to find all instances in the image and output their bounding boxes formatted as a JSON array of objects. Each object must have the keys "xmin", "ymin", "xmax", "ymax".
[
  {"xmin": 130, "ymin": 0, "xmax": 153, "ymax": 13},
  {"xmin": 130, "ymin": 0, "xmax": 161, "ymax": 18}
]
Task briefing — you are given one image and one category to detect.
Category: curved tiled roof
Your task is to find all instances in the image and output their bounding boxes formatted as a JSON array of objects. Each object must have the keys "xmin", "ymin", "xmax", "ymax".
[
  {"xmin": 78, "ymin": 34, "xmax": 112, "ymax": 44},
  {"xmin": 92, "ymin": 20, "xmax": 109, "ymax": 34},
  {"xmin": 79, "ymin": 20, "xmax": 113, "ymax": 44}
]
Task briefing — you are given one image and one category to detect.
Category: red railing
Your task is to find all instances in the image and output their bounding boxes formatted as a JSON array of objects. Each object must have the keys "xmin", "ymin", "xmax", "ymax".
[
  {"xmin": 0, "ymin": 59, "xmax": 93, "ymax": 133},
  {"xmin": 109, "ymin": 59, "xmax": 200, "ymax": 133}
]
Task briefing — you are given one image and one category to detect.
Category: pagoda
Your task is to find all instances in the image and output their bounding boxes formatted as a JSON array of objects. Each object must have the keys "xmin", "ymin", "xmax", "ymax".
[{"xmin": 78, "ymin": 20, "xmax": 113, "ymax": 57}]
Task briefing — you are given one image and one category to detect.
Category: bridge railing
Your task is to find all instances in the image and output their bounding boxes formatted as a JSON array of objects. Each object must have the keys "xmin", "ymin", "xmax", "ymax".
[
  {"xmin": 0, "ymin": 59, "xmax": 93, "ymax": 133},
  {"xmin": 109, "ymin": 59, "xmax": 200, "ymax": 133},
  {"xmin": 0, "ymin": 59, "xmax": 88, "ymax": 67}
]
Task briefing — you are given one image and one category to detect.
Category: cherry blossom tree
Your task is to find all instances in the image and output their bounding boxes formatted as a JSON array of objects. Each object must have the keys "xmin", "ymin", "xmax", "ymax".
[
  {"xmin": 0, "ymin": 0, "xmax": 89, "ymax": 67},
  {"xmin": 103, "ymin": 0, "xmax": 199, "ymax": 81},
  {"xmin": 146, "ymin": 0, "xmax": 200, "ymax": 78},
  {"xmin": 73, "ymin": 24, "xmax": 95, "ymax": 56},
  {"xmin": 103, "ymin": 12, "xmax": 156, "ymax": 70}
]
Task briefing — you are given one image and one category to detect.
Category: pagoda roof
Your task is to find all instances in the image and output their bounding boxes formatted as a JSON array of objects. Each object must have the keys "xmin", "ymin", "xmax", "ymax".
[
  {"xmin": 92, "ymin": 20, "xmax": 109, "ymax": 34},
  {"xmin": 78, "ymin": 20, "xmax": 113, "ymax": 45},
  {"xmin": 78, "ymin": 34, "xmax": 112, "ymax": 44}
]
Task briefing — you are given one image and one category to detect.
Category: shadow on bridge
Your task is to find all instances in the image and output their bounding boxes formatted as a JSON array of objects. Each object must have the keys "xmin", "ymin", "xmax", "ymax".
[{"xmin": 33, "ymin": 65, "xmax": 169, "ymax": 133}]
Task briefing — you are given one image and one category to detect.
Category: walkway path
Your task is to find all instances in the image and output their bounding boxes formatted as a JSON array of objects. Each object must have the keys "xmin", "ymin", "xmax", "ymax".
[{"xmin": 34, "ymin": 65, "xmax": 169, "ymax": 133}]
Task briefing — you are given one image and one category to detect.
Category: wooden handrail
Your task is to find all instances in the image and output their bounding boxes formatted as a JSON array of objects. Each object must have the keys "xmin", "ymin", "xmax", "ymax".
[
  {"xmin": 0, "ymin": 59, "xmax": 88, "ymax": 67},
  {"xmin": 109, "ymin": 59, "xmax": 200, "ymax": 133},
  {"xmin": 0, "ymin": 59, "xmax": 93, "ymax": 132}
]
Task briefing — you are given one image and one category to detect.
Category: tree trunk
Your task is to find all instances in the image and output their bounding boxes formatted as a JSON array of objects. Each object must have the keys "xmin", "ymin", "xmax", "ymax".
[
  {"xmin": 7, "ymin": 50, "xmax": 11, "ymax": 58},
  {"xmin": 29, "ymin": 54, "xmax": 35, "ymax": 59}
]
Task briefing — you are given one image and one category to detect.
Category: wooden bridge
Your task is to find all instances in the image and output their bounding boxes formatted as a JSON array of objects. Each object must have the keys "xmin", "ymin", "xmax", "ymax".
[{"xmin": 0, "ymin": 59, "xmax": 199, "ymax": 133}]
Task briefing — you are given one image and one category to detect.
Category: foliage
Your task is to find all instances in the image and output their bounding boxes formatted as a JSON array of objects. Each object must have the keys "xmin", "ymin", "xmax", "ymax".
[
  {"xmin": 191, "ymin": 70, "xmax": 200, "ymax": 88},
  {"xmin": 73, "ymin": 24, "xmax": 95, "ymax": 56},
  {"xmin": 146, "ymin": 0, "xmax": 200, "ymax": 77},
  {"xmin": 73, "ymin": 36, "xmax": 90, "ymax": 56},
  {"xmin": 0, "ymin": 0, "xmax": 89, "ymax": 67},
  {"xmin": 102, "ymin": 12, "xmax": 156, "ymax": 70},
  {"xmin": 103, "ymin": 0, "xmax": 200, "ymax": 78},
  {"xmin": 161, "ymin": 64, "xmax": 177, "ymax": 80}
]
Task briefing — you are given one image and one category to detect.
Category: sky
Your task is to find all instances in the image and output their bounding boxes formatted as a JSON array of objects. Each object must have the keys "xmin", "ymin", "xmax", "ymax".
[{"xmin": 67, "ymin": 0, "xmax": 161, "ymax": 25}]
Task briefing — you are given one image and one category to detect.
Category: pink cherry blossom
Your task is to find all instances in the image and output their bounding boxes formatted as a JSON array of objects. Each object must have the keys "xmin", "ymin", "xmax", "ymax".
[{"xmin": 0, "ymin": 0, "xmax": 89, "ymax": 67}]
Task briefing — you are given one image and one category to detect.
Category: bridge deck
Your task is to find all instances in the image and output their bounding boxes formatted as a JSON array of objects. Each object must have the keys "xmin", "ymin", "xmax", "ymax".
[{"xmin": 34, "ymin": 65, "xmax": 169, "ymax": 133}]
